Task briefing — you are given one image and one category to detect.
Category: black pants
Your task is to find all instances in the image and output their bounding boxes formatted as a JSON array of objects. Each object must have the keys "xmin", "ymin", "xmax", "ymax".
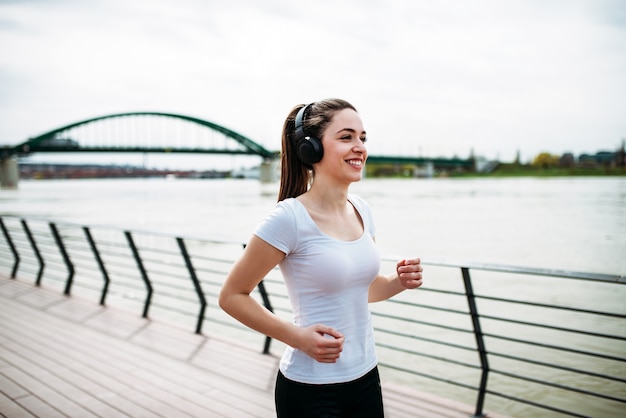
[{"xmin": 274, "ymin": 366, "xmax": 384, "ymax": 418}]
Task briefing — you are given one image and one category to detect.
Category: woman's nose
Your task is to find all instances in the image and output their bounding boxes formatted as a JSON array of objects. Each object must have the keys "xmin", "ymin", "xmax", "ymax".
[{"xmin": 353, "ymin": 139, "xmax": 366, "ymax": 153}]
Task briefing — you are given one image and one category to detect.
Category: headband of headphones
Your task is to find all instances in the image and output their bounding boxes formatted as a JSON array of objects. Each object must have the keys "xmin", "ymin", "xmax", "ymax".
[
  {"xmin": 293, "ymin": 103, "xmax": 310, "ymax": 143},
  {"xmin": 292, "ymin": 103, "xmax": 323, "ymax": 165}
]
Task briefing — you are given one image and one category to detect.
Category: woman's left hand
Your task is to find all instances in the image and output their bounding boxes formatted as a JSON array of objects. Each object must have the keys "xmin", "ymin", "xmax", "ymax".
[{"xmin": 397, "ymin": 258, "xmax": 423, "ymax": 289}]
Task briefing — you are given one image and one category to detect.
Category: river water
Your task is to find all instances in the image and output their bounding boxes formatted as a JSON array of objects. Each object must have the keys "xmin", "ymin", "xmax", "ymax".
[
  {"xmin": 1, "ymin": 176, "xmax": 625, "ymax": 417},
  {"xmin": 1, "ymin": 176, "xmax": 624, "ymax": 276}
]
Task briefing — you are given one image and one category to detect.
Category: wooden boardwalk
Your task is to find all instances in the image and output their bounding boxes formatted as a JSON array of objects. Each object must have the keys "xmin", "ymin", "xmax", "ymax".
[{"xmin": 0, "ymin": 275, "xmax": 502, "ymax": 418}]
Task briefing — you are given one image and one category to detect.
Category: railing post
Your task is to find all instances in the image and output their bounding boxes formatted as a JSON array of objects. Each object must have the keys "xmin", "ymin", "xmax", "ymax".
[
  {"xmin": 176, "ymin": 237, "xmax": 207, "ymax": 334},
  {"xmin": 21, "ymin": 219, "xmax": 45, "ymax": 285},
  {"xmin": 84, "ymin": 227, "xmax": 110, "ymax": 306},
  {"xmin": 0, "ymin": 217, "xmax": 20, "ymax": 278},
  {"xmin": 461, "ymin": 267, "xmax": 489, "ymax": 418},
  {"xmin": 124, "ymin": 231, "xmax": 152, "ymax": 318},
  {"xmin": 257, "ymin": 280, "xmax": 274, "ymax": 354},
  {"xmin": 49, "ymin": 222, "xmax": 74, "ymax": 295},
  {"xmin": 242, "ymin": 243, "xmax": 275, "ymax": 354}
]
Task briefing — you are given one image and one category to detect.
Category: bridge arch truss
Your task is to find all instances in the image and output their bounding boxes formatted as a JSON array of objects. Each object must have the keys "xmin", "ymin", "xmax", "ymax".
[{"xmin": 6, "ymin": 112, "xmax": 277, "ymax": 160}]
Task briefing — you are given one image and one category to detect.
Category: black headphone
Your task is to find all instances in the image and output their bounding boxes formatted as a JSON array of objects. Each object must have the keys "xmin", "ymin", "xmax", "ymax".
[{"xmin": 293, "ymin": 103, "xmax": 323, "ymax": 165}]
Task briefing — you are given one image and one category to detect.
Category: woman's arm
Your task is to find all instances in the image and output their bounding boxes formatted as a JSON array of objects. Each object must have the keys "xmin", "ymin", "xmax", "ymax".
[
  {"xmin": 219, "ymin": 235, "xmax": 344, "ymax": 363},
  {"xmin": 368, "ymin": 258, "xmax": 423, "ymax": 303}
]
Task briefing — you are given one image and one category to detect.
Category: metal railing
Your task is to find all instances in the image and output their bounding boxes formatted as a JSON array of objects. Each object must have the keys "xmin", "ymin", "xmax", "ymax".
[{"xmin": 0, "ymin": 214, "xmax": 624, "ymax": 418}]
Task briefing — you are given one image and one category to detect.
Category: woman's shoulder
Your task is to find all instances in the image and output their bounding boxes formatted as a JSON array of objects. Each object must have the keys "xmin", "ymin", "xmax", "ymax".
[
  {"xmin": 254, "ymin": 198, "xmax": 301, "ymax": 252},
  {"xmin": 277, "ymin": 197, "xmax": 298, "ymax": 208},
  {"xmin": 274, "ymin": 197, "xmax": 302, "ymax": 216},
  {"xmin": 347, "ymin": 193, "xmax": 371, "ymax": 211},
  {"xmin": 264, "ymin": 197, "xmax": 305, "ymax": 224}
]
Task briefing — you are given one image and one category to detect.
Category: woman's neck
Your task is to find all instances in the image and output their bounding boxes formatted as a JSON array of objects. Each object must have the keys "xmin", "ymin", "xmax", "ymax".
[{"xmin": 300, "ymin": 180, "xmax": 350, "ymax": 213}]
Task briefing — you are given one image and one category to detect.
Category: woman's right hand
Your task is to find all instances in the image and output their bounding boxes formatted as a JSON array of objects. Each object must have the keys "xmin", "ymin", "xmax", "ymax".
[{"xmin": 294, "ymin": 324, "xmax": 344, "ymax": 363}]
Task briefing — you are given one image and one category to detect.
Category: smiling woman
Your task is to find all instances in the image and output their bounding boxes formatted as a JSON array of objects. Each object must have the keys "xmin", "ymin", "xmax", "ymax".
[{"xmin": 218, "ymin": 98, "xmax": 424, "ymax": 417}]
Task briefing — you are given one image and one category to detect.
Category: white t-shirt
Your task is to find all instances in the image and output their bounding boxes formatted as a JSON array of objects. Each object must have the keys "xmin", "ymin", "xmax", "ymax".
[{"xmin": 254, "ymin": 194, "xmax": 381, "ymax": 384}]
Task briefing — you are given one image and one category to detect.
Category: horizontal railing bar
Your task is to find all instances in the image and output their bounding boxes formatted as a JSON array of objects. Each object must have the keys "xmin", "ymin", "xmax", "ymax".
[
  {"xmin": 2, "ymin": 236, "xmax": 30, "ymax": 245},
  {"xmin": 382, "ymin": 296, "xmax": 469, "ymax": 313},
  {"xmin": 82, "ymin": 240, "xmax": 134, "ymax": 251},
  {"xmin": 120, "ymin": 248, "xmax": 183, "ymax": 259},
  {"xmin": 483, "ymin": 389, "xmax": 589, "ymax": 418},
  {"xmin": 1, "ymin": 214, "xmax": 244, "ymax": 245},
  {"xmin": 372, "ymin": 311, "xmax": 473, "ymax": 334},
  {"xmin": 489, "ymin": 351, "xmax": 626, "ymax": 384},
  {"xmin": 481, "ymin": 314, "xmax": 626, "ymax": 340},
  {"xmin": 376, "ymin": 341, "xmax": 480, "ymax": 370},
  {"xmin": 174, "ymin": 253, "xmax": 228, "ymax": 263},
  {"xmin": 150, "ymin": 301, "xmax": 198, "ymax": 316},
  {"xmin": 146, "ymin": 290, "xmax": 198, "ymax": 304},
  {"xmin": 96, "ymin": 261, "xmax": 143, "ymax": 273},
  {"xmin": 193, "ymin": 266, "xmax": 236, "ymax": 276},
  {"xmin": 485, "ymin": 333, "xmax": 626, "ymax": 362},
  {"xmin": 14, "ymin": 213, "xmax": 623, "ymax": 282},
  {"xmin": 23, "ymin": 241, "xmax": 57, "ymax": 251},
  {"xmin": 141, "ymin": 281, "xmax": 197, "ymax": 294},
  {"xmin": 476, "ymin": 294, "xmax": 626, "ymax": 319},
  {"xmin": 401, "ymin": 257, "xmax": 625, "ymax": 282},
  {"xmin": 491, "ymin": 368, "xmax": 626, "ymax": 404},
  {"xmin": 379, "ymin": 361, "xmax": 480, "ymax": 392},
  {"xmin": 401, "ymin": 286, "xmax": 466, "ymax": 297},
  {"xmin": 375, "ymin": 327, "xmax": 477, "ymax": 353},
  {"xmin": 68, "ymin": 282, "xmax": 103, "ymax": 293},
  {"xmin": 100, "ymin": 281, "xmax": 145, "ymax": 293}
]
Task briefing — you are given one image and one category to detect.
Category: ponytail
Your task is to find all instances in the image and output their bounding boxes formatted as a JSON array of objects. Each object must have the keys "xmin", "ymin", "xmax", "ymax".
[{"xmin": 278, "ymin": 104, "xmax": 310, "ymax": 201}]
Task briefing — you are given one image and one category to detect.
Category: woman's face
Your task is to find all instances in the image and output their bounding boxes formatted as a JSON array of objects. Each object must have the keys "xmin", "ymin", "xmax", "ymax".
[{"xmin": 316, "ymin": 108, "xmax": 368, "ymax": 183}]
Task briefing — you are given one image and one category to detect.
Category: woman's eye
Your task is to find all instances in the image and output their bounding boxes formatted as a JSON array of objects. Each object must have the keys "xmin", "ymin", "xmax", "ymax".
[{"xmin": 339, "ymin": 134, "xmax": 367, "ymax": 142}]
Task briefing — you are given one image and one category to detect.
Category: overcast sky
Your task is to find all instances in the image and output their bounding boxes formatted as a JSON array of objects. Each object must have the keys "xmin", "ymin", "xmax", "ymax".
[{"xmin": 1, "ymin": 0, "xmax": 625, "ymax": 165}]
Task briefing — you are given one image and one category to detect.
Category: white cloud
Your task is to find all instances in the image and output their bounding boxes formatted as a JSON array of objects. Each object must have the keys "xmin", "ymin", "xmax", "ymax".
[{"xmin": 1, "ymin": 0, "xmax": 625, "ymax": 164}]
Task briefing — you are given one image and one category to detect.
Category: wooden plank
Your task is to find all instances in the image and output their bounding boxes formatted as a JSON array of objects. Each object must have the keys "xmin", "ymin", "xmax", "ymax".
[
  {"xmin": 0, "ymin": 288, "xmax": 272, "ymax": 417},
  {"xmin": 0, "ymin": 280, "xmax": 35, "ymax": 299},
  {"xmin": 0, "ymin": 366, "xmax": 97, "ymax": 418},
  {"xmin": 45, "ymin": 296, "xmax": 106, "ymax": 323},
  {"xmin": 12, "ymin": 395, "xmax": 64, "ymax": 418},
  {"xmin": 82, "ymin": 307, "xmax": 151, "ymax": 339},
  {"xmin": 127, "ymin": 320, "xmax": 207, "ymax": 360},
  {"xmin": 0, "ymin": 341, "xmax": 156, "ymax": 418},
  {"xmin": 0, "ymin": 275, "xmax": 508, "ymax": 418},
  {"xmin": 0, "ymin": 303, "xmax": 226, "ymax": 417},
  {"xmin": 382, "ymin": 382, "xmax": 509, "ymax": 418},
  {"xmin": 0, "ymin": 391, "xmax": 37, "ymax": 418},
  {"xmin": 13, "ymin": 289, "xmax": 67, "ymax": 311},
  {"xmin": 0, "ymin": 371, "xmax": 29, "ymax": 399}
]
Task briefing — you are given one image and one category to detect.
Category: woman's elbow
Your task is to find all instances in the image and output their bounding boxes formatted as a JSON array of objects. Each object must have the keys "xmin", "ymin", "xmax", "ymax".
[
  {"xmin": 218, "ymin": 284, "xmax": 248, "ymax": 315},
  {"xmin": 218, "ymin": 286, "xmax": 232, "ymax": 313}
]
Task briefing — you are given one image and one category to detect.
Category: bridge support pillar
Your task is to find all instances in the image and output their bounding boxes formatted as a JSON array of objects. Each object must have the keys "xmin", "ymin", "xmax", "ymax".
[
  {"xmin": 0, "ymin": 158, "xmax": 19, "ymax": 189},
  {"xmin": 259, "ymin": 159, "xmax": 278, "ymax": 183},
  {"xmin": 413, "ymin": 161, "xmax": 434, "ymax": 178}
]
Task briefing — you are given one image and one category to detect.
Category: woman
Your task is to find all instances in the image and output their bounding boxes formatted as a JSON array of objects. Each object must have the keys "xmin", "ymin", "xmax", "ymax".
[{"xmin": 219, "ymin": 98, "xmax": 423, "ymax": 417}]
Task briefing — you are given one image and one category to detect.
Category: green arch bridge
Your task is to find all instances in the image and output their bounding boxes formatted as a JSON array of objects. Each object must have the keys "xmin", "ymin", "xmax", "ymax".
[{"xmin": 0, "ymin": 111, "xmax": 474, "ymax": 187}]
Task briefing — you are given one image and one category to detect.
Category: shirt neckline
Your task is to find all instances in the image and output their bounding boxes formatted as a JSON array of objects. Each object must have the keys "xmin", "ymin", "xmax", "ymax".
[{"xmin": 292, "ymin": 196, "xmax": 366, "ymax": 243}]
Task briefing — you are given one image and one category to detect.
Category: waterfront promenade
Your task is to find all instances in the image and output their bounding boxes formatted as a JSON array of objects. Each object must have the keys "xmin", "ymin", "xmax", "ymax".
[{"xmin": 0, "ymin": 274, "xmax": 500, "ymax": 418}]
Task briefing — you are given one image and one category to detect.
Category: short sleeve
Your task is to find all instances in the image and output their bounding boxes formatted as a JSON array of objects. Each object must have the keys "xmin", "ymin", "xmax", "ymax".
[{"xmin": 253, "ymin": 200, "xmax": 298, "ymax": 254}]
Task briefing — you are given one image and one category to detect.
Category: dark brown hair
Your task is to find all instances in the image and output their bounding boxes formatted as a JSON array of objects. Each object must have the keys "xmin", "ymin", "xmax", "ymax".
[{"xmin": 277, "ymin": 98, "xmax": 357, "ymax": 201}]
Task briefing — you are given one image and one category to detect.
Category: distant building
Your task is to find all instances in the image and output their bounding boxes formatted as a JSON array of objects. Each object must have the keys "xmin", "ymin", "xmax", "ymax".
[
  {"xmin": 578, "ymin": 151, "xmax": 619, "ymax": 168},
  {"xmin": 559, "ymin": 153, "xmax": 575, "ymax": 168}
]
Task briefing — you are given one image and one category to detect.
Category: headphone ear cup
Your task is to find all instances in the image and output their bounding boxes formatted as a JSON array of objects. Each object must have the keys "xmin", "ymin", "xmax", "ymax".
[{"xmin": 297, "ymin": 136, "xmax": 323, "ymax": 165}]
